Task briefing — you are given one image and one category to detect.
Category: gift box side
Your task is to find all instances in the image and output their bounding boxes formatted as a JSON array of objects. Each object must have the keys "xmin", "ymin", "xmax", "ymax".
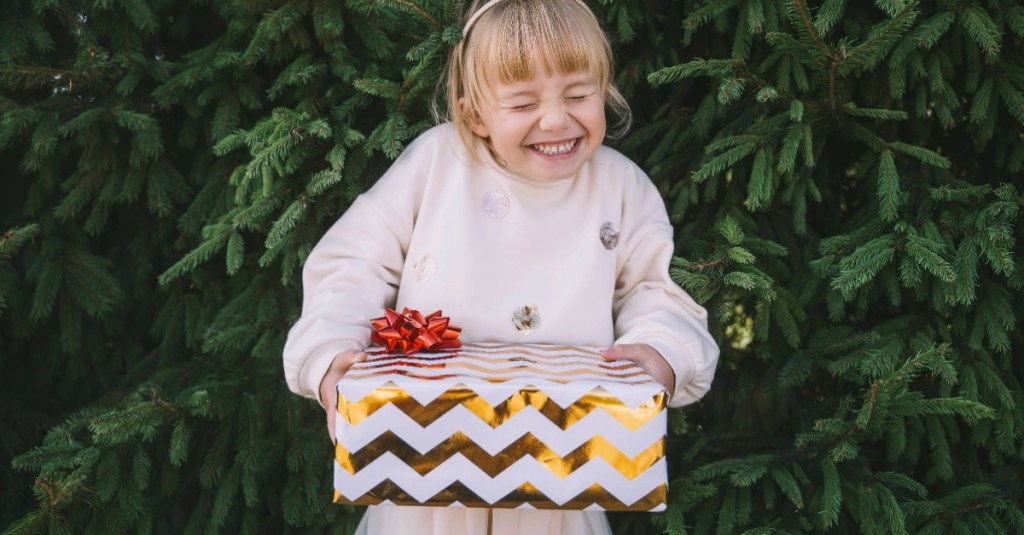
[{"xmin": 333, "ymin": 344, "xmax": 669, "ymax": 511}]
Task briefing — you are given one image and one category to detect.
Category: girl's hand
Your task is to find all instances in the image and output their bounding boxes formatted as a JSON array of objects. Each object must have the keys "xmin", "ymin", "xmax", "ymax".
[
  {"xmin": 599, "ymin": 343, "xmax": 675, "ymax": 394},
  {"xmin": 319, "ymin": 350, "xmax": 368, "ymax": 444}
]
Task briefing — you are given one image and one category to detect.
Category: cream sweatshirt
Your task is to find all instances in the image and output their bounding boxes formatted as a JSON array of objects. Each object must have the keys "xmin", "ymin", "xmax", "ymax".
[{"xmin": 283, "ymin": 123, "xmax": 718, "ymax": 408}]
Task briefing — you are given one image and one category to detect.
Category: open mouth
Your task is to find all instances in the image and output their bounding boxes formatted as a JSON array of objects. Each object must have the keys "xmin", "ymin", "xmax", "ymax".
[{"xmin": 531, "ymin": 138, "xmax": 579, "ymax": 156}]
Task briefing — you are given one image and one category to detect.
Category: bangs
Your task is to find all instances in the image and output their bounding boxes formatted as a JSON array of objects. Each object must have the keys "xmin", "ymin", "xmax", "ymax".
[{"xmin": 469, "ymin": 0, "xmax": 610, "ymax": 87}]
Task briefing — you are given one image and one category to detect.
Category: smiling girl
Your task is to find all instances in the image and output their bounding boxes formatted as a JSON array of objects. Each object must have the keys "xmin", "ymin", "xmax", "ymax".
[{"xmin": 283, "ymin": 0, "xmax": 720, "ymax": 533}]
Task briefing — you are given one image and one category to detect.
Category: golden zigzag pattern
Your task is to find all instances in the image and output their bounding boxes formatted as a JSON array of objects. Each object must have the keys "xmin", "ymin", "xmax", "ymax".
[
  {"xmin": 339, "ymin": 387, "xmax": 665, "ymax": 431},
  {"xmin": 335, "ymin": 431, "xmax": 664, "ymax": 479},
  {"xmin": 334, "ymin": 480, "xmax": 667, "ymax": 511}
]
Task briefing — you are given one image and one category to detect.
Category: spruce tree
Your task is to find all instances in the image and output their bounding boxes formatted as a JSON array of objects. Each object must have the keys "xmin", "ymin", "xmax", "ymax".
[{"xmin": 2, "ymin": 1, "xmax": 1022, "ymax": 534}]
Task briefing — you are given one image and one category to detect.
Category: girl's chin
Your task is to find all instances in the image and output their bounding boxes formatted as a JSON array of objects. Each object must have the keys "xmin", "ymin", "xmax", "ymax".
[{"xmin": 514, "ymin": 160, "xmax": 586, "ymax": 182}]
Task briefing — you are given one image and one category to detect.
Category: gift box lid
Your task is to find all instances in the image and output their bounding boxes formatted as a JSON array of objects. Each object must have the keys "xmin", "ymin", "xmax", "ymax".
[{"xmin": 339, "ymin": 343, "xmax": 665, "ymax": 409}]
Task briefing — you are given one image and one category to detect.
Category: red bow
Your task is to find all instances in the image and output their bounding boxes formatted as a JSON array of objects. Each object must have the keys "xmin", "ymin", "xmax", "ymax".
[{"xmin": 370, "ymin": 308, "xmax": 462, "ymax": 354}]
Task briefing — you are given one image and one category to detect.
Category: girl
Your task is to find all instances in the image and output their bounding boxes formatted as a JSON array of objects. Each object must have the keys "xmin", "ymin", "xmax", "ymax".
[{"xmin": 283, "ymin": 0, "xmax": 720, "ymax": 533}]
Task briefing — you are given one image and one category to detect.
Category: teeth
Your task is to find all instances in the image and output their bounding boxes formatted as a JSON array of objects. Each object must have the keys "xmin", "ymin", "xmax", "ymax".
[{"xmin": 533, "ymin": 139, "xmax": 576, "ymax": 155}]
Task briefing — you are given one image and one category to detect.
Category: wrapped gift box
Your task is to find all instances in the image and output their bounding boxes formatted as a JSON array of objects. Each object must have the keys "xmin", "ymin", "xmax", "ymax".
[{"xmin": 333, "ymin": 343, "xmax": 668, "ymax": 511}]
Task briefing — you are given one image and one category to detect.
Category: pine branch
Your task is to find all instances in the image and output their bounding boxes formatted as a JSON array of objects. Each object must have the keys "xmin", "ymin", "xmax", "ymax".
[
  {"xmin": 959, "ymin": 6, "xmax": 1002, "ymax": 61},
  {"xmin": 831, "ymin": 234, "xmax": 896, "ymax": 297},
  {"xmin": 0, "ymin": 224, "xmax": 40, "ymax": 258},
  {"xmin": 789, "ymin": 0, "xmax": 831, "ymax": 58},
  {"xmin": 157, "ymin": 224, "xmax": 233, "ymax": 284},
  {"xmin": 648, "ymin": 58, "xmax": 739, "ymax": 87},
  {"xmin": 0, "ymin": 65, "xmax": 74, "ymax": 90},
  {"xmin": 681, "ymin": 0, "xmax": 738, "ymax": 34},
  {"xmin": 841, "ymin": 1, "xmax": 919, "ymax": 74},
  {"xmin": 912, "ymin": 11, "xmax": 955, "ymax": 50},
  {"xmin": 813, "ymin": 0, "xmax": 846, "ymax": 35},
  {"xmin": 378, "ymin": 0, "xmax": 443, "ymax": 29}
]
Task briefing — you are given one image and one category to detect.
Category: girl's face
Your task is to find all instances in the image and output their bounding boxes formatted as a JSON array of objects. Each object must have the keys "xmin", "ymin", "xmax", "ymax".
[{"xmin": 468, "ymin": 68, "xmax": 606, "ymax": 181}]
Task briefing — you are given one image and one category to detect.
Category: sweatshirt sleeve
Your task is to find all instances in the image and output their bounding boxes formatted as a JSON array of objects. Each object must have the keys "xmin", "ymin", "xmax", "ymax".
[
  {"xmin": 612, "ymin": 170, "xmax": 720, "ymax": 408},
  {"xmin": 282, "ymin": 137, "xmax": 430, "ymax": 405}
]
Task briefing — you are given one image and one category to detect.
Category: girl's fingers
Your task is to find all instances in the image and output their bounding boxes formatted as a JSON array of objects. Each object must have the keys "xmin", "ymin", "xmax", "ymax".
[
  {"xmin": 599, "ymin": 344, "xmax": 675, "ymax": 393},
  {"xmin": 599, "ymin": 343, "xmax": 645, "ymax": 362},
  {"xmin": 321, "ymin": 350, "xmax": 368, "ymax": 444},
  {"xmin": 333, "ymin": 350, "xmax": 367, "ymax": 372}
]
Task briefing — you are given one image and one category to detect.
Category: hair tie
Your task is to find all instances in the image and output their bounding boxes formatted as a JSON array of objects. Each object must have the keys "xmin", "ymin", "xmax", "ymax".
[{"xmin": 462, "ymin": 0, "xmax": 595, "ymax": 37}]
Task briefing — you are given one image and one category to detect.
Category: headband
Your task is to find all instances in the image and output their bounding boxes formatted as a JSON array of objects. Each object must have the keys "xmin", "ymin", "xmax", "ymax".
[{"xmin": 462, "ymin": 0, "xmax": 595, "ymax": 37}]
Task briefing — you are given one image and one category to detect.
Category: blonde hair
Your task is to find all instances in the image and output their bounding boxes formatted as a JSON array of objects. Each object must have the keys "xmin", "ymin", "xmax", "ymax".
[{"xmin": 435, "ymin": 0, "xmax": 631, "ymax": 157}]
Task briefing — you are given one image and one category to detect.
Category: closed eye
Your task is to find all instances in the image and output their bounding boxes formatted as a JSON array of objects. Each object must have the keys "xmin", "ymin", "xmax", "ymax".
[{"xmin": 501, "ymin": 102, "xmax": 537, "ymax": 111}]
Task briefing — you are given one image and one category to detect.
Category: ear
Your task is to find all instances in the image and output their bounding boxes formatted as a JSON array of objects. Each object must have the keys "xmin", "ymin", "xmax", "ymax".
[{"xmin": 459, "ymin": 97, "xmax": 490, "ymax": 138}]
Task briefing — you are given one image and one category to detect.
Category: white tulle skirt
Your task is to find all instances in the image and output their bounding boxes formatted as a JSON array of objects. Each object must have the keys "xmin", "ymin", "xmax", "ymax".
[{"xmin": 354, "ymin": 506, "xmax": 612, "ymax": 535}]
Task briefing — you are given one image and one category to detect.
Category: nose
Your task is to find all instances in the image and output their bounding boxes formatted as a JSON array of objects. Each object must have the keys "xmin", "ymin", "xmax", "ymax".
[{"xmin": 538, "ymin": 101, "xmax": 569, "ymax": 131}]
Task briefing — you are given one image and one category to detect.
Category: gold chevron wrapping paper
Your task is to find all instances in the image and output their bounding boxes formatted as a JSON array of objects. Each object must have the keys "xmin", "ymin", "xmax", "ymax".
[{"xmin": 333, "ymin": 343, "xmax": 668, "ymax": 511}]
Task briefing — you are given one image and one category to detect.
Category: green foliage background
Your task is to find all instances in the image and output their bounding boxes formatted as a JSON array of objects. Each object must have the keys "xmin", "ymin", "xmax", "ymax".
[{"xmin": 1, "ymin": 0, "xmax": 1022, "ymax": 533}]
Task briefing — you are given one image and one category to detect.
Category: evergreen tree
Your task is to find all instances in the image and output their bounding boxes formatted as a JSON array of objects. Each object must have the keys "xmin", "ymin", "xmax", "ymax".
[{"xmin": 2, "ymin": 0, "xmax": 1021, "ymax": 534}]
